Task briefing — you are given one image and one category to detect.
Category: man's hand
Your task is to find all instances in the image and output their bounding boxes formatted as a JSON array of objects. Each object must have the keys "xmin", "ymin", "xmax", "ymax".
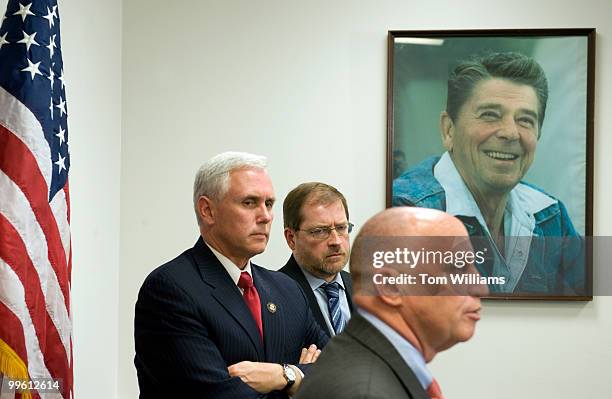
[
  {"xmin": 228, "ymin": 345, "xmax": 321, "ymax": 395},
  {"xmin": 228, "ymin": 361, "xmax": 288, "ymax": 394},
  {"xmin": 299, "ymin": 344, "xmax": 321, "ymax": 364}
]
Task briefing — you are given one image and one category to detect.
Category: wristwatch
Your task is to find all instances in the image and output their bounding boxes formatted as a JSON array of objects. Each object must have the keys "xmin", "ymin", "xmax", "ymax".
[{"xmin": 281, "ymin": 363, "xmax": 296, "ymax": 391}]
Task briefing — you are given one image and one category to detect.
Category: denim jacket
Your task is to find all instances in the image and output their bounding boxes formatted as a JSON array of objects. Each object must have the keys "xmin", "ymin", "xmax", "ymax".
[{"xmin": 392, "ymin": 156, "xmax": 586, "ymax": 296}]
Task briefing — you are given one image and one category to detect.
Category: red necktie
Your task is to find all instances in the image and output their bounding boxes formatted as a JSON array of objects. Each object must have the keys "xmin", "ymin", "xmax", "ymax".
[
  {"xmin": 237, "ymin": 271, "xmax": 263, "ymax": 340},
  {"xmin": 427, "ymin": 378, "xmax": 445, "ymax": 399}
]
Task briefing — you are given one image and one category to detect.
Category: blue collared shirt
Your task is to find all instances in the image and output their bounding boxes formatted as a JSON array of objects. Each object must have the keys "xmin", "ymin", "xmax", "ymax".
[
  {"xmin": 433, "ymin": 152, "xmax": 557, "ymax": 291},
  {"xmin": 300, "ymin": 266, "xmax": 351, "ymax": 336},
  {"xmin": 358, "ymin": 308, "xmax": 432, "ymax": 391},
  {"xmin": 392, "ymin": 155, "xmax": 585, "ymax": 294}
]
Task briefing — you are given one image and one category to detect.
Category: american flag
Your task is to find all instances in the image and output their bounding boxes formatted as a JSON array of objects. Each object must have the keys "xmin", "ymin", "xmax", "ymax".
[{"xmin": 0, "ymin": 0, "xmax": 72, "ymax": 398}]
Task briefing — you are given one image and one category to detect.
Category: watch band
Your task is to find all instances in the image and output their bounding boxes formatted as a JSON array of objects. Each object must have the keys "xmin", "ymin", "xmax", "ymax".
[{"xmin": 281, "ymin": 363, "xmax": 296, "ymax": 392}]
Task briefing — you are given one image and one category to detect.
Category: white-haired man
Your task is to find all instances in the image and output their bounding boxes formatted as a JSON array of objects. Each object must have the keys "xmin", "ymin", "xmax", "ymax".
[{"xmin": 135, "ymin": 152, "xmax": 328, "ymax": 399}]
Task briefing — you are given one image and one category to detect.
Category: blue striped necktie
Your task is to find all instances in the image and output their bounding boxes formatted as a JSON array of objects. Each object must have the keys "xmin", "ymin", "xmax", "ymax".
[{"xmin": 321, "ymin": 282, "xmax": 346, "ymax": 334}]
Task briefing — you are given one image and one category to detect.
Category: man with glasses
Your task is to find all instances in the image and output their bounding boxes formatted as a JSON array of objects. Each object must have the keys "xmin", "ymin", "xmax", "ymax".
[{"xmin": 280, "ymin": 182, "xmax": 355, "ymax": 337}]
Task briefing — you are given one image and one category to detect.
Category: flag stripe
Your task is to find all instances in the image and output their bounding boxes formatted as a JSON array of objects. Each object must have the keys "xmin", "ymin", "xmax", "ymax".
[
  {"xmin": 0, "ymin": 214, "xmax": 70, "ymax": 391},
  {"xmin": 0, "ymin": 261, "xmax": 57, "ymax": 391},
  {"xmin": 0, "ymin": 171, "xmax": 71, "ymax": 360},
  {"xmin": 49, "ymin": 190, "xmax": 70, "ymax": 268},
  {"xmin": 63, "ymin": 184, "xmax": 70, "ymax": 225},
  {"xmin": 0, "ymin": 302, "xmax": 28, "ymax": 371},
  {"xmin": 63, "ymin": 184, "xmax": 72, "ymax": 285},
  {"xmin": 0, "ymin": 87, "xmax": 52, "ymax": 189},
  {"xmin": 0, "ymin": 125, "xmax": 70, "ymax": 309}
]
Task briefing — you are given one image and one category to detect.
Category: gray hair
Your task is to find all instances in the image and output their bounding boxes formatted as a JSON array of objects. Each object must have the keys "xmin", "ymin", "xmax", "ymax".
[
  {"xmin": 193, "ymin": 151, "xmax": 268, "ymax": 226},
  {"xmin": 447, "ymin": 52, "xmax": 549, "ymax": 130}
]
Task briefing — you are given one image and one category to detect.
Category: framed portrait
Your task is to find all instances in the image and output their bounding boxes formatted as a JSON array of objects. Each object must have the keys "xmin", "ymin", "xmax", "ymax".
[{"xmin": 386, "ymin": 29, "xmax": 594, "ymax": 300}]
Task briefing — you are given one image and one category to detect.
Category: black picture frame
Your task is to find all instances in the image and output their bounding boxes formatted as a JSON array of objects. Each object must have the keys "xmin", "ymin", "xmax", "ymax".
[{"xmin": 386, "ymin": 29, "xmax": 595, "ymax": 300}]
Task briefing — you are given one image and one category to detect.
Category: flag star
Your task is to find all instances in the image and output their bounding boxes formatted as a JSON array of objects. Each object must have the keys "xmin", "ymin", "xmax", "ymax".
[
  {"xmin": 21, "ymin": 58, "xmax": 43, "ymax": 80},
  {"xmin": 18, "ymin": 31, "xmax": 39, "ymax": 51},
  {"xmin": 13, "ymin": 2, "xmax": 35, "ymax": 22},
  {"xmin": 49, "ymin": 98, "xmax": 54, "ymax": 120},
  {"xmin": 0, "ymin": 32, "xmax": 9, "ymax": 50},
  {"xmin": 48, "ymin": 68, "xmax": 55, "ymax": 90},
  {"xmin": 56, "ymin": 126, "xmax": 66, "ymax": 145},
  {"xmin": 55, "ymin": 153, "xmax": 66, "ymax": 173},
  {"xmin": 58, "ymin": 68, "xmax": 65, "ymax": 89},
  {"xmin": 43, "ymin": 6, "xmax": 55, "ymax": 28},
  {"xmin": 56, "ymin": 98, "xmax": 66, "ymax": 116},
  {"xmin": 47, "ymin": 34, "xmax": 56, "ymax": 58}
]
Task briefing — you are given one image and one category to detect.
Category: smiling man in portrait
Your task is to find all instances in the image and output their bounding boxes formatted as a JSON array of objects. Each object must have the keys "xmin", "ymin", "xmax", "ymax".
[{"xmin": 392, "ymin": 52, "xmax": 585, "ymax": 295}]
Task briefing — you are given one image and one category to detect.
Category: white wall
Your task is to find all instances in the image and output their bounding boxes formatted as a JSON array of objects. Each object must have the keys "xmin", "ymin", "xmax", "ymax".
[{"xmin": 113, "ymin": 0, "xmax": 609, "ymax": 398}]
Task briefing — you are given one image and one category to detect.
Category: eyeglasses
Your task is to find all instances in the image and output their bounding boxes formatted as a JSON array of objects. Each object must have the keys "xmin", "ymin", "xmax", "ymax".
[{"xmin": 297, "ymin": 222, "xmax": 354, "ymax": 240}]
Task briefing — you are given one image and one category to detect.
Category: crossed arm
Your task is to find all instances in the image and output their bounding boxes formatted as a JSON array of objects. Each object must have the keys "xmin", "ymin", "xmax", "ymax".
[{"xmin": 228, "ymin": 345, "xmax": 321, "ymax": 396}]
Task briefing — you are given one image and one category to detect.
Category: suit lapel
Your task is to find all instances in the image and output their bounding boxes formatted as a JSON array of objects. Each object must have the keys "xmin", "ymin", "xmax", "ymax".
[
  {"xmin": 192, "ymin": 238, "xmax": 265, "ymax": 360},
  {"xmin": 282, "ymin": 256, "xmax": 331, "ymax": 337},
  {"xmin": 340, "ymin": 271, "xmax": 355, "ymax": 313},
  {"xmin": 252, "ymin": 265, "xmax": 286, "ymax": 360},
  {"xmin": 347, "ymin": 314, "xmax": 429, "ymax": 399}
]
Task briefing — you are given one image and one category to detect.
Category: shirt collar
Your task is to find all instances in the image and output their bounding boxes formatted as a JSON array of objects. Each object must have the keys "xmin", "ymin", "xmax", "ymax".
[
  {"xmin": 433, "ymin": 151, "xmax": 556, "ymax": 233},
  {"xmin": 299, "ymin": 263, "xmax": 345, "ymax": 292},
  {"xmin": 204, "ymin": 240, "xmax": 253, "ymax": 286},
  {"xmin": 508, "ymin": 183, "xmax": 557, "ymax": 225},
  {"xmin": 357, "ymin": 308, "xmax": 432, "ymax": 390}
]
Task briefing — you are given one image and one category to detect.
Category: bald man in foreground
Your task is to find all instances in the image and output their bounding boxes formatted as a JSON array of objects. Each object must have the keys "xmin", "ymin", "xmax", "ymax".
[{"xmin": 295, "ymin": 207, "xmax": 488, "ymax": 399}]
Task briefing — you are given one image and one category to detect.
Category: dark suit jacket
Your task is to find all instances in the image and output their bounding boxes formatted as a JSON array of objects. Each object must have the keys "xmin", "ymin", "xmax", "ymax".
[
  {"xmin": 134, "ymin": 238, "xmax": 329, "ymax": 399},
  {"xmin": 279, "ymin": 255, "xmax": 354, "ymax": 337},
  {"xmin": 295, "ymin": 313, "xmax": 429, "ymax": 399}
]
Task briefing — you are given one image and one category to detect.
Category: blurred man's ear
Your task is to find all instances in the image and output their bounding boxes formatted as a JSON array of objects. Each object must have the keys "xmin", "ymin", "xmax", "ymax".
[
  {"xmin": 440, "ymin": 111, "xmax": 455, "ymax": 152},
  {"xmin": 375, "ymin": 267, "xmax": 404, "ymax": 307},
  {"xmin": 284, "ymin": 228, "xmax": 297, "ymax": 251}
]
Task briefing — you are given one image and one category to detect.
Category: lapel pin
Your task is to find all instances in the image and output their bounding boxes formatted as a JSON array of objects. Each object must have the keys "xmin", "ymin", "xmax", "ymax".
[{"xmin": 267, "ymin": 302, "xmax": 277, "ymax": 313}]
